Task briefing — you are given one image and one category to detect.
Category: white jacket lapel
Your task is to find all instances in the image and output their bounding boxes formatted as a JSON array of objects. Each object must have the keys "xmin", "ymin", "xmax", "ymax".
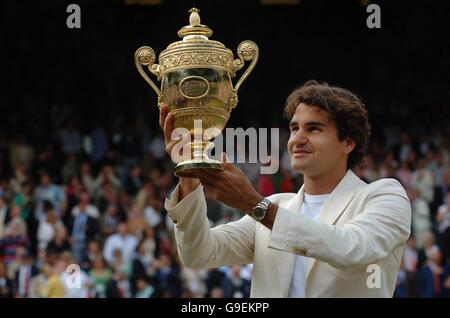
[{"xmin": 305, "ymin": 170, "xmax": 361, "ymax": 281}]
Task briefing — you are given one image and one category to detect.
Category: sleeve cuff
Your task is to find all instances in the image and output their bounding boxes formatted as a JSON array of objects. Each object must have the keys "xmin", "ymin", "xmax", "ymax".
[{"xmin": 164, "ymin": 182, "xmax": 204, "ymax": 227}]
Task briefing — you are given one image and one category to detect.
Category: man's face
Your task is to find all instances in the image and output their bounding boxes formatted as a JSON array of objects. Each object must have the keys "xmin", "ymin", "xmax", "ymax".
[
  {"xmin": 287, "ymin": 103, "xmax": 353, "ymax": 177},
  {"xmin": 41, "ymin": 175, "xmax": 50, "ymax": 187},
  {"xmin": 118, "ymin": 223, "xmax": 127, "ymax": 236}
]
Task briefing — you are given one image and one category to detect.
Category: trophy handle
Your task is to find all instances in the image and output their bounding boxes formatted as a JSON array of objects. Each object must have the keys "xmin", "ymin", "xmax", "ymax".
[
  {"xmin": 233, "ymin": 40, "xmax": 259, "ymax": 93},
  {"xmin": 134, "ymin": 46, "xmax": 162, "ymax": 99}
]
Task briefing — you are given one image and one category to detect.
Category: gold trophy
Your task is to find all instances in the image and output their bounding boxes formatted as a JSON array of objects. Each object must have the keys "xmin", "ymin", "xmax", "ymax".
[{"xmin": 134, "ymin": 8, "xmax": 258, "ymax": 177}]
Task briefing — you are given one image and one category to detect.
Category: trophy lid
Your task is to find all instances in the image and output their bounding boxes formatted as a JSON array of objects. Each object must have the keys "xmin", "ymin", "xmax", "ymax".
[{"xmin": 158, "ymin": 8, "xmax": 240, "ymax": 76}]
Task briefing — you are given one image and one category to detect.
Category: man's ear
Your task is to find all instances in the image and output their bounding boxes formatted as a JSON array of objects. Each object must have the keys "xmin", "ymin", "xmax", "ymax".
[{"xmin": 344, "ymin": 138, "xmax": 356, "ymax": 154}]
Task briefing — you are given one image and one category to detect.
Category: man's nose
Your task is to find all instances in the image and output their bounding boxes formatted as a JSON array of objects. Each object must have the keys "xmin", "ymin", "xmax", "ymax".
[{"xmin": 293, "ymin": 130, "xmax": 308, "ymax": 145}]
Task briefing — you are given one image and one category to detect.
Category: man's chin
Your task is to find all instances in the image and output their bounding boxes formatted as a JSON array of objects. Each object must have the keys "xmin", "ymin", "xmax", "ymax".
[{"xmin": 291, "ymin": 161, "xmax": 308, "ymax": 173}]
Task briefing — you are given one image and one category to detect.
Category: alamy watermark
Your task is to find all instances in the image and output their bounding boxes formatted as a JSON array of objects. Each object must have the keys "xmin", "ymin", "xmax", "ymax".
[
  {"xmin": 366, "ymin": 4, "xmax": 381, "ymax": 29},
  {"xmin": 65, "ymin": 263, "xmax": 81, "ymax": 289},
  {"xmin": 366, "ymin": 264, "xmax": 381, "ymax": 289},
  {"xmin": 66, "ymin": 4, "xmax": 81, "ymax": 29},
  {"xmin": 170, "ymin": 120, "xmax": 280, "ymax": 174}
]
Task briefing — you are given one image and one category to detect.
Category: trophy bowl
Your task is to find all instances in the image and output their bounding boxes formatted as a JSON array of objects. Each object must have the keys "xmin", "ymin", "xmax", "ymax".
[{"xmin": 134, "ymin": 8, "xmax": 258, "ymax": 177}]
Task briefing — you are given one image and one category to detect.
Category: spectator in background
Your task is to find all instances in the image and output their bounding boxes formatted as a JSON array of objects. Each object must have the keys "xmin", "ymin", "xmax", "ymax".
[
  {"xmin": 6, "ymin": 204, "xmax": 27, "ymax": 236},
  {"xmin": 134, "ymin": 277, "xmax": 154, "ymax": 298},
  {"xmin": 71, "ymin": 191, "xmax": 100, "ymax": 219},
  {"xmin": 402, "ymin": 236, "xmax": 419, "ymax": 297},
  {"xmin": 437, "ymin": 191, "xmax": 450, "ymax": 262},
  {"xmin": 13, "ymin": 181, "xmax": 33, "ymax": 225},
  {"xmin": 37, "ymin": 202, "xmax": 63, "ymax": 251},
  {"xmin": 80, "ymin": 240, "xmax": 101, "ymax": 271},
  {"xmin": 408, "ymin": 188, "xmax": 432, "ymax": 249},
  {"xmin": 361, "ymin": 155, "xmax": 379, "ymax": 183},
  {"xmin": 141, "ymin": 227, "xmax": 157, "ymax": 264},
  {"xmin": 411, "ymin": 159, "xmax": 435, "ymax": 204},
  {"xmin": 210, "ymin": 287, "xmax": 225, "ymax": 298},
  {"xmin": 28, "ymin": 266, "xmax": 46, "ymax": 298},
  {"xmin": 12, "ymin": 249, "xmax": 38, "ymax": 298},
  {"xmin": 417, "ymin": 231, "xmax": 439, "ymax": 270},
  {"xmin": 397, "ymin": 132, "xmax": 415, "ymax": 163},
  {"xmin": 100, "ymin": 204, "xmax": 120, "ymax": 237},
  {"xmin": 227, "ymin": 265, "xmax": 251, "ymax": 298},
  {"xmin": 103, "ymin": 222, "xmax": 138, "ymax": 266},
  {"xmin": 89, "ymin": 255, "xmax": 112, "ymax": 298},
  {"xmin": 9, "ymin": 134, "xmax": 34, "ymax": 172},
  {"xmin": 419, "ymin": 246, "xmax": 448, "ymax": 298},
  {"xmin": 111, "ymin": 248, "xmax": 131, "ymax": 279},
  {"xmin": 396, "ymin": 160, "xmax": 413, "ymax": 190},
  {"xmin": 93, "ymin": 165, "xmax": 121, "ymax": 199},
  {"xmin": 0, "ymin": 223, "xmax": 29, "ymax": 266},
  {"xmin": 9, "ymin": 164, "xmax": 29, "ymax": 195},
  {"xmin": 59, "ymin": 120, "xmax": 82, "ymax": 156},
  {"xmin": 33, "ymin": 172, "xmax": 67, "ymax": 221},
  {"xmin": 61, "ymin": 154, "xmax": 79, "ymax": 185},
  {"xmin": 181, "ymin": 267, "xmax": 207, "ymax": 298},
  {"xmin": 46, "ymin": 226, "xmax": 71, "ymax": 256},
  {"xmin": 204, "ymin": 268, "xmax": 231, "ymax": 298},
  {"xmin": 105, "ymin": 268, "xmax": 131, "ymax": 298},
  {"xmin": 125, "ymin": 164, "xmax": 143, "ymax": 197},
  {"xmin": 68, "ymin": 200, "xmax": 100, "ymax": 263},
  {"xmin": 0, "ymin": 261, "xmax": 14, "ymax": 298},
  {"xmin": 149, "ymin": 253, "xmax": 181, "ymax": 298},
  {"xmin": 135, "ymin": 181, "xmax": 156, "ymax": 213},
  {"xmin": 127, "ymin": 203, "xmax": 147, "ymax": 239},
  {"xmin": 65, "ymin": 176, "xmax": 84, "ymax": 210},
  {"xmin": 96, "ymin": 181, "xmax": 117, "ymax": 213},
  {"xmin": 130, "ymin": 242, "xmax": 152, "ymax": 296},
  {"xmin": 80, "ymin": 162, "xmax": 96, "ymax": 198},
  {"xmin": 149, "ymin": 134, "xmax": 166, "ymax": 163},
  {"xmin": 143, "ymin": 196, "xmax": 162, "ymax": 229},
  {"xmin": 0, "ymin": 195, "xmax": 8, "ymax": 239},
  {"xmin": 38, "ymin": 262, "xmax": 65, "ymax": 298},
  {"xmin": 90, "ymin": 125, "xmax": 109, "ymax": 164}
]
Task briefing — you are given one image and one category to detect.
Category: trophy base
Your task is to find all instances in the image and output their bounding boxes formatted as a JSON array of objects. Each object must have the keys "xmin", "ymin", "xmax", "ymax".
[{"xmin": 174, "ymin": 160, "xmax": 224, "ymax": 178}]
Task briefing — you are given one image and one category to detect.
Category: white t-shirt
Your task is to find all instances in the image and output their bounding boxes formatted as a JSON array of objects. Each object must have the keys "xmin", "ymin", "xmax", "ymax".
[{"xmin": 288, "ymin": 192, "xmax": 330, "ymax": 298}]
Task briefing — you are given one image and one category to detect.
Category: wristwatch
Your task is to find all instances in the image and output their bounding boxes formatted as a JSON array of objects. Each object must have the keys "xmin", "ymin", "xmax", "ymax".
[{"xmin": 252, "ymin": 198, "xmax": 271, "ymax": 222}]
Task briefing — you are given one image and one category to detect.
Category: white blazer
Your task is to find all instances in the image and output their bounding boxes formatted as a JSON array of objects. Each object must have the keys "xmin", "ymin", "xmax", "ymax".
[{"xmin": 165, "ymin": 170, "xmax": 411, "ymax": 297}]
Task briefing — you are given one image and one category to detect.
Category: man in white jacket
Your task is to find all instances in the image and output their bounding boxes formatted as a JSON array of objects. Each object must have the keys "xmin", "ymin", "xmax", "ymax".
[{"xmin": 161, "ymin": 80, "xmax": 411, "ymax": 297}]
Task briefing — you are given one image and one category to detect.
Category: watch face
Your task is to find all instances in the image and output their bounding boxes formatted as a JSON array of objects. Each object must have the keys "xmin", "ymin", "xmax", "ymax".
[{"xmin": 254, "ymin": 207, "xmax": 265, "ymax": 219}]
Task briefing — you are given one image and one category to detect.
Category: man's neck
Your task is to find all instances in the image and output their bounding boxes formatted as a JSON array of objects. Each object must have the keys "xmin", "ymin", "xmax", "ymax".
[{"xmin": 303, "ymin": 168, "xmax": 348, "ymax": 195}]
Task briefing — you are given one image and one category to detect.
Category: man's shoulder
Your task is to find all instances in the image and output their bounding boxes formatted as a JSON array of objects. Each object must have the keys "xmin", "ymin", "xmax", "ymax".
[{"xmin": 356, "ymin": 177, "xmax": 408, "ymax": 199}]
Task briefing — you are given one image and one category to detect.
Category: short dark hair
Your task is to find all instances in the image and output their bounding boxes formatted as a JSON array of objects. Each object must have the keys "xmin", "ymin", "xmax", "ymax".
[{"xmin": 284, "ymin": 80, "xmax": 371, "ymax": 169}]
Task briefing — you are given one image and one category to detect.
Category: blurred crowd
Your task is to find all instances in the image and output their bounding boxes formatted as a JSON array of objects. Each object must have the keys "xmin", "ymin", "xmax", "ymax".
[{"xmin": 0, "ymin": 106, "xmax": 449, "ymax": 298}]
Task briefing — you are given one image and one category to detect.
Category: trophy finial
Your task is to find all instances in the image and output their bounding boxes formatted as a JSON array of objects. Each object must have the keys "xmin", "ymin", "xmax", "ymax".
[
  {"xmin": 178, "ymin": 7, "xmax": 212, "ymax": 39},
  {"xmin": 189, "ymin": 8, "xmax": 201, "ymax": 26}
]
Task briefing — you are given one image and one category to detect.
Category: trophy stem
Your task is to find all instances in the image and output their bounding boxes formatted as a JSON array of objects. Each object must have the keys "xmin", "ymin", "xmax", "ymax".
[
  {"xmin": 191, "ymin": 141, "xmax": 209, "ymax": 161},
  {"xmin": 174, "ymin": 141, "xmax": 224, "ymax": 177}
]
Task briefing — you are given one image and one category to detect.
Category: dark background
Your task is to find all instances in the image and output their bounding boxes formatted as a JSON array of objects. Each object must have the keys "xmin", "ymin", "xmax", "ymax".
[{"xmin": 1, "ymin": 0, "xmax": 449, "ymax": 140}]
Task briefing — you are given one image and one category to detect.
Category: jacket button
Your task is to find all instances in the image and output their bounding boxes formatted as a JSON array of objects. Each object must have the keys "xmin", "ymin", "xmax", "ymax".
[
  {"xmin": 292, "ymin": 247, "xmax": 307, "ymax": 256},
  {"xmin": 168, "ymin": 215, "xmax": 177, "ymax": 224}
]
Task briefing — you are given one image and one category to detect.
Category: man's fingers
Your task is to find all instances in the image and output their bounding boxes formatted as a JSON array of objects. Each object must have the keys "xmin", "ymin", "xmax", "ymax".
[
  {"xmin": 163, "ymin": 112, "xmax": 175, "ymax": 144},
  {"xmin": 159, "ymin": 104, "xmax": 169, "ymax": 130},
  {"xmin": 220, "ymin": 152, "xmax": 239, "ymax": 173}
]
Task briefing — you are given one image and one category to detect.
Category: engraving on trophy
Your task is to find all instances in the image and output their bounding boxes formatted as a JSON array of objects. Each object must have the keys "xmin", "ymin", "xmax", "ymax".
[{"xmin": 179, "ymin": 76, "xmax": 210, "ymax": 99}]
